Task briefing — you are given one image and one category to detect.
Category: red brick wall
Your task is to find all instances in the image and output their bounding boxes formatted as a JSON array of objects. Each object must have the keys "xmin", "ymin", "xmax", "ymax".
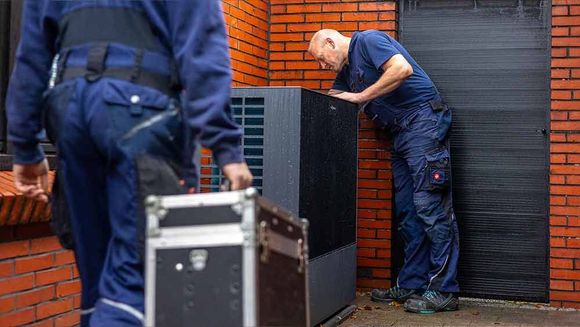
[
  {"xmin": 0, "ymin": 225, "xmax": 80, "ymax": 327},
  {"xmin": 223, "ymin": 0, "xmax": 269, "ymax": 86},
  {"xmin": 550, "ymin": 0, "xmax": 580, "ymax": 309},
  {"xmin": 268, "ymin": 0, "xmax": 397, "ymax": 290}
]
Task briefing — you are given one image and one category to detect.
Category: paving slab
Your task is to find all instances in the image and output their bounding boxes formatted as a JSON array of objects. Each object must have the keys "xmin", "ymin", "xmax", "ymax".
[{"xmin": 337, "ymin": 293, "xmax": 580, "ymax": 327}]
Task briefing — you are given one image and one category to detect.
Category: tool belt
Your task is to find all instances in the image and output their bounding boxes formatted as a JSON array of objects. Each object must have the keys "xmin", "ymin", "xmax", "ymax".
[{"xmin": 55, "ymin": 7, "xmax": 181, "ymax": 96}]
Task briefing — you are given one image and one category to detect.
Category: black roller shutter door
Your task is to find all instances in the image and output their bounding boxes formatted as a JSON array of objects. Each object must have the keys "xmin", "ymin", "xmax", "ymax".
[{"xmin": 398, "ymin": 0, "xmax": 550, "ymax": 302}]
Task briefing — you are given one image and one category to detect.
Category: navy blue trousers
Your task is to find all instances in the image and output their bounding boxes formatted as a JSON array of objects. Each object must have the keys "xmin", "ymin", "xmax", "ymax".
[
  {"xmin": 45, "ymin": 76, "xmax": 182, "ymax": 326},
  {"xmin": 391, "ymin": 102, "xmax": 460, "ymax": 293}
]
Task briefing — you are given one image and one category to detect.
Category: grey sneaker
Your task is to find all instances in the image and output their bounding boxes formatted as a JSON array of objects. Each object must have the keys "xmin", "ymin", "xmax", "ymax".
[
  {"xmin": 370, "ymin": 286, "xmax": 417, "ymax": 303},
  {"xmin": 404, "ymin": 290, "xmax": 459, "ymax": 314}
]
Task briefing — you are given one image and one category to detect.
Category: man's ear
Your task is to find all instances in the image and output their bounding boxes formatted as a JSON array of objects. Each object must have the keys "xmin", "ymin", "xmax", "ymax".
[{"xmin": 325, "ymin": 38, "xmax": 336, "ymax": 49}]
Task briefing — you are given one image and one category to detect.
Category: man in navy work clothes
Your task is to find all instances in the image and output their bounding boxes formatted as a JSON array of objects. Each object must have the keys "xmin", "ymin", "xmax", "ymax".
[
  {"xmin": 7, "ymin": 1, "xmax": 252, "ymax": 326},
  {"xmin": 308, "ymin": 29, "xmax": 460, "ymax": 313}
]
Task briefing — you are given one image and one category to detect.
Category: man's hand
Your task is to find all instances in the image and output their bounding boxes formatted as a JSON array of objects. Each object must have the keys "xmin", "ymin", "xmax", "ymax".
[
  {"xmin": 332, "ymin": 91, "xmax": 365, "ymax": 104},
  {"xmin": 222, "ymin": 162, "xmax": 253, "ymax": 191},
  {"xmin": 13, "ymin": 159, "xmax": 50, "ymax": 202}
]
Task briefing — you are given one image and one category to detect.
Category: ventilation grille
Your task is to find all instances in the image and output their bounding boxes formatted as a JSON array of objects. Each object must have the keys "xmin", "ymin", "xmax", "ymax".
[{"xmin": 200, "ymin": 97, "xmax": 264, "ymax": 193}]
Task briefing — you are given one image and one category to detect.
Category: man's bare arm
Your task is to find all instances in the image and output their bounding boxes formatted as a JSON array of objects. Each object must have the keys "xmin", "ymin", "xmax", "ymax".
[
  {"xmin": 359, "ymin": 54, "xmax": 413, "ymax": 102},
  {"xmin": 333, "ymin": 54, "xmax": 413, "ymax": 104}
]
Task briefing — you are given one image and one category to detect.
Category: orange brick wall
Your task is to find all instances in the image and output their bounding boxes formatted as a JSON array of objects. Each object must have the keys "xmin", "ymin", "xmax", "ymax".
[
  {"xmin": 223, "ymin": 0, "xmax": 269, "ymax": 86},
  {"xmin": 550, "ymin": 0, "xmax": 580, "ymax": 309},
  {"xmin": 268, "ymin": 0, "xmax": 397, "ymax": 290},
  {"xmin": 0, "ymin": 225, "xmax": 80, "ymax": 327}
]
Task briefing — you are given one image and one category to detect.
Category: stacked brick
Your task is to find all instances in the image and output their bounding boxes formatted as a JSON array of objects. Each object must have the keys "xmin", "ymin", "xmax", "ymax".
[
  {"xmin": 0, "ymin": 234, "xmax": 80, "ymax": 326},
  {"xmin": 223, "ymin": 0, "xmax": 270, "ymax": 86},
  {"xmin": 0, "ymin": 172, "xmax": 52, "ymax": 226},
  {"xmin": 550, "ymin": 0, "xmax": 580, "ymax": 309}
]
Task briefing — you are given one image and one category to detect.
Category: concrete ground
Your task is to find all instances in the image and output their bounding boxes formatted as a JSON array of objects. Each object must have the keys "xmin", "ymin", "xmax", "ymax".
[{"xmin": 336, "ymin": 293, "xmax": 580, "ymax": 327}]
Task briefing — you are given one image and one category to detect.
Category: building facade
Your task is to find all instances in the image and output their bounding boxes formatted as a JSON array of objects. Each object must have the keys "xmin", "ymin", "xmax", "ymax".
[{"xmin": 0, "ymin": 1, "xmax": 578, "ymax": 325}]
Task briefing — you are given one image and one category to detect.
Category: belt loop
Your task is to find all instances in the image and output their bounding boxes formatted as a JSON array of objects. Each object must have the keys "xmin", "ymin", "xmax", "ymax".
[
  {"xmin": 85, "ymin": 42, "xmax": 108, "ymax": 82},
  {"xmin": 130, "ymin": 48, "xmax": 144, "ymax": 84},
  {"xmin": 429, "ymin": 99, "xmax": 445, "ymax": 112}
]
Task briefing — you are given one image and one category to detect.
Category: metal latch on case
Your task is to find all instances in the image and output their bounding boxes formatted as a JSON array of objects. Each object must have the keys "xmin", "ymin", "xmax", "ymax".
[{"xmin": 190, "ymin": 249, "xmax": 209, "ymax": 271}]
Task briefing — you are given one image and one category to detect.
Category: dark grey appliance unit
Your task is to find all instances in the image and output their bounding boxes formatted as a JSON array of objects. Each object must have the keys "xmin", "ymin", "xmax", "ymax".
[{"xmin": 201, "ymin": 87, "xmax": 359, "ymax": 325}]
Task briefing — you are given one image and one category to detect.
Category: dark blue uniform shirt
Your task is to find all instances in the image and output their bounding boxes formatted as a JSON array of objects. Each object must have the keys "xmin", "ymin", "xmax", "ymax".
[
  {"xmin": 7, "ymin": 0, "xmax": 242, "ymax": 167},
  {"xmin": 332, "ymin": 30, "xmax": 438, "ymax": 117}
]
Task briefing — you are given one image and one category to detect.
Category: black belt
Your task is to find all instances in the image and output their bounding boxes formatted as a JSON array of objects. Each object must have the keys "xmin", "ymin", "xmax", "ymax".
[
  {"xmin": 61, "ymin": 66, "xmax": 178, "ymax": 96},
  {"xmin": 402, "ymin": 99, "xmax": 446, "ymax": 113}
]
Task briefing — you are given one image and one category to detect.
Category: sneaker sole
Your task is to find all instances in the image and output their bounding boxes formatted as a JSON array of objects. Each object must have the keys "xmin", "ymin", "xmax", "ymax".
[
  {"xmin": 417, "ymin": 309, "xmax": 435, "ymax": 314},
  {"xmin": 370, "ymin": 295, "xmax": 396, "ymax": 303},
  {"xmin": 417, "ymin": 307, "xmax": 458, "ymax": 314},
  {"xmin": 404, "ymin": 305, "xmax": 459, "ymax": 314}
]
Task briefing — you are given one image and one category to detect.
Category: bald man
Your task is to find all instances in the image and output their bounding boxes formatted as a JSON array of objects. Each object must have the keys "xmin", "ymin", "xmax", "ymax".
[{"xmin": 308, "ymin": 29, "xmax": 460, "ymax": 314}]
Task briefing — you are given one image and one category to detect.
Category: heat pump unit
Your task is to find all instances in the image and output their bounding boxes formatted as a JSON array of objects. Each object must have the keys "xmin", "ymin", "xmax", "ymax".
[{"xmin": 201, "ymin": 87, "xmax": 358, "ymax": 325}]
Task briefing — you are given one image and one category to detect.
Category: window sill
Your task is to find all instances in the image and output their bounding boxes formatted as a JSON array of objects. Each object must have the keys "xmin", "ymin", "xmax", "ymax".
[{"xmin": 0, "ymin": 154, "xmax": 56, "ymax": 226}]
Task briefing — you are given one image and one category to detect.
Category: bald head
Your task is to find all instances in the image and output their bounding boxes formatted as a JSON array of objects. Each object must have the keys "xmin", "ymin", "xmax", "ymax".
[
  {"xmin": 308, "ymin": 29, "xmax": 350, "ymax": 72},
  {"xmin": 308, "ymin": 29, "xmax": 343, "ymax": 52}
]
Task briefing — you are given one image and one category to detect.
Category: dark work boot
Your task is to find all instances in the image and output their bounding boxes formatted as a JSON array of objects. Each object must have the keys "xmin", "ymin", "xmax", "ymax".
[
  {"xmin": 403, "ymin": 290, "xmax": 459, "ymax": 314},
  {"xmin": 370, "ymin": 286, "xmax": 418, "ymax": 303}
]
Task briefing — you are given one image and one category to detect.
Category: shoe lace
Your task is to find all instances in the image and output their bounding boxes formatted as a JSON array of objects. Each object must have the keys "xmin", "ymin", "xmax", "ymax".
[{"xmin": 424, "ymin": 290, "xmax": 440, "ymax": 301}]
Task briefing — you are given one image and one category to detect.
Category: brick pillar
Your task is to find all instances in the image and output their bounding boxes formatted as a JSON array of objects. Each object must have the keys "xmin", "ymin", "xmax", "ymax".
[{"xmin": 550, "ymin": 0, "xmax": 580, "ymax": 309}]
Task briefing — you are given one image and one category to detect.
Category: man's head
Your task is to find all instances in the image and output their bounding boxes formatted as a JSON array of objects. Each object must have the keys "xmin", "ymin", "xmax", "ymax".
[{"xmin": 308, "ymin": 29, "xmax": 350, "ymax": 73}]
